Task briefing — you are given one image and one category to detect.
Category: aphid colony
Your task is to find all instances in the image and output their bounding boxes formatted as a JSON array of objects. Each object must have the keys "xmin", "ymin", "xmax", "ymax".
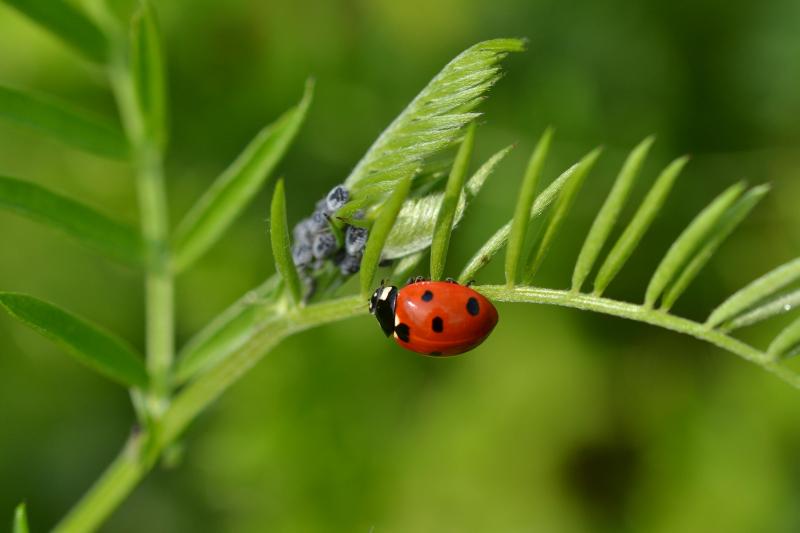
[{"xmin": 290, "ymin": 185, "xmax": 368, "ymax": 281}]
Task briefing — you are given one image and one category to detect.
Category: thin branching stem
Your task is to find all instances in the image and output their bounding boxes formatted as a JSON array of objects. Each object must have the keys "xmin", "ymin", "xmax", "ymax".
[
  {"xmin": 109, "ymin": 45, "xmax": 174, "ymax": 411},
  {"xmin": 476, "ymin": 285, "xmax": 800, "ymax": 388}
]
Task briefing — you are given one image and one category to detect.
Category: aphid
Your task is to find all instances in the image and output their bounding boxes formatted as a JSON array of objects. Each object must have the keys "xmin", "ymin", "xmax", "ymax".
[
  {"xmin": 291, "ymin": 242, "xmax": 313, "ymax": 267},
  {"xmin": 312, "ymin": 231, "xmax": 337, "ymax": 259},
  {"xmin": 292, "ymin": 218, "xmax": 313, "ymax": 245},
  {"xmin": 308, "ymin": 210, "xmax": 328, "ymax": 233},
  {"xmin": 345, "ymin": 226, "xmax": 368, "ymax": 255},
  {"xmin": 369, "ymin": 279, "xmax": 498, "ymax": 356},
  {"xmin": 337, "ymin": 252, "xmax": 362, "ymax": 275},
  {"xmin": 325, "ymin": 185, "xmax": 349, "ymax": 213}
]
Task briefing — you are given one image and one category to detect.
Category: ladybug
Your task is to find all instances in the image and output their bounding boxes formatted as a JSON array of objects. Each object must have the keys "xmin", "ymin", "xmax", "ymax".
[{"xmin": 369, "ymin": 277, "xmax": 499, "ymax": 356}]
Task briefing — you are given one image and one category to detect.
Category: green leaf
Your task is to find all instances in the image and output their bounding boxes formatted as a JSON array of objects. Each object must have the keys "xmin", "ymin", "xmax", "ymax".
[
  {"xmin": 175, "ymin": 276, "xmax": 281, "ymax": 384},
  {"xmin": 458, "ymin": 149, "xmax": 599, "ymax": 284},
  {"xmin": 0, "ymin": 293, "xmax": 148, "ymax": 388},
  {"xmin": 382, "ymin": 144, "xmax": 512, "ymax": 260},
  {"xmin": 430, "ymin": 122, "xmax": 475, "ymax": 280},
  {"xmin": 172, "ymin": 80, "xmax": 313, "ymax": 272},
  {"xmin": 660, "ymin": 184, "xmax": 769, "ymax": 311},
  {"xmin": 593, "ymin": 156, "xmax": 687, "ymax": 296},
  {"xmin": 1, "ymin": 0, "xmax": 109, "ymax": 62},
  {"xmin": 0, "ymin": 176, "xmax": 142, "ymax": 266},
  {"xmin": 270, "ymin": 179, "xmax": 303, "ymax": 305},
  {"xmin": 505, "ymin": 127, "xmax": 553, "ymax": 286},
  {"xmin": 0, "ymin": 85, "xmax": 128, "ymax": 159},
  {"xmin": 360, "ymin": 175, "xmax": 413, "ymax": 296},
  {"xmin": 769, "ymin": 316, "xmax": 800, "ymax": 359},
  {"xmin": 724, "ymin": 289, "xmax": 800, "ymax": 331},
  {"xmin": 644, "ymin": 181, "xmax": 745, "ymax": 308},
  {"xmin": 707, "ymin": 257, "xmax": 800, "ymax": 328},
  {"xmin": 572, "ymin": 136, "xmax": 653, "ymax": 291},
  {"xmin": 524, "ymin": 148, "xmax": 602, "ymax": 283},
  {"xmin": 344, "ymin": 38, "xmax": 524, "ymax": 193},
  {"xmin": 13, "ymin": 502, "xmax": 29, "ymax": 533},
  {"xmin": 131, "ymin": 0, "xmax": 168, "ymax": 149}
]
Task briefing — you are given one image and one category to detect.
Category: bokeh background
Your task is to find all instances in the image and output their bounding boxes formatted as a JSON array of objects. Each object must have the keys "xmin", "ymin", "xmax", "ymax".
[{"xmin": 2, "ymin": 0, "xmax": 800, "ymax": 531}]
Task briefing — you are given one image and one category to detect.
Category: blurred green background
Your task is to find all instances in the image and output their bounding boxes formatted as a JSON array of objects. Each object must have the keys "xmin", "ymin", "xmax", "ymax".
[{"xmin": 2, "ymin": 0, "xmax": 800, "ymax": 531}]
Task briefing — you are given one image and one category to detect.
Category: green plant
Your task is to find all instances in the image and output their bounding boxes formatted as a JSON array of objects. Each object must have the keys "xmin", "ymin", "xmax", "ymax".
[{"xmin": 1, "ymin": 2, "xmax": 799, "ymax": 532}]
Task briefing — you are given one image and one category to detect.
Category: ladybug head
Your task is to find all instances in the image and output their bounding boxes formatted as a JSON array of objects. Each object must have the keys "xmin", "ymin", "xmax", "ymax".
[{"xmin": 369, "ymin": 285, "xmax": 398, "ymax": 337}]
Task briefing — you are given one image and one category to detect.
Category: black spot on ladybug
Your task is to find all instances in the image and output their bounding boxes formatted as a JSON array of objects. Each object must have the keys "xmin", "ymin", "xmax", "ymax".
[
  {"xmin": 421, "ymin": 290, "xmax": 434, "ymax": 302},
  {"xmin": 395, "ymin": 323, "xmax": 410, "ymax": 342},
  {"xmin": 466, "ymin": 297, "xmax": 480, "ymax": 316},
  {"xmin": 432, "ymin": 316, "xmax": 444, "ymax": 332}
]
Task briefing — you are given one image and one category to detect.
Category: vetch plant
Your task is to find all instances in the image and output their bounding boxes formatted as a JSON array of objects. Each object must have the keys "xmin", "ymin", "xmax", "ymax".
[{"xmin": 1, "ymin": 2, "xmax": 799, "ymax": 531}]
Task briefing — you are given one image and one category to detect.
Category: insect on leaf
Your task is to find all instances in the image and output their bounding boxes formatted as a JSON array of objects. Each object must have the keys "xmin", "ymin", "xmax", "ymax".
[
  {"xmin": 593, "ymin": 155, "xmax": 687, "ymax": 295},
  {"xmin": 1, "ymin": 0, "xmax": 109, "ymax": 62},
  {"xmin": 270, "ymin": 179, "xmax": 303, "ymax": 305},
  {"xmin": 344, "ymin": 39, "xmax": 525, "ymax": 193},
  {"xmin": 0, "ymin": 85, "xmax": 128, "ymax": 159},
  {"xmin": 572, "ymin": 136, "xmax": 654, "ymax": 292},
  {"xmin": 644, "ymin": 181, "xmax": 745, "ymax": 308},
  {"xmin": 505, "ymin": 127, "xmax": 553, "ymax": 287},
  {"xmin": 707, "ymin": 257, "xmax": 800, "ymax": 328},
  {"xmin": 0, "ymin": 293, "xmax": 148, "ymax": 388},
  {"xmin": 0, "ymin": 176, "xmax": 142, "ymax": 266},
  {"xmin": 430, "ymin": 123, "xmax": 475, "ymax": 280},
  {"xmin": 360, "ymin": 176, "xmax": 413, "ymax": 297},
  {"xmin": 172, "ymin": 80, "xmax": 313, "ymax": 272}
]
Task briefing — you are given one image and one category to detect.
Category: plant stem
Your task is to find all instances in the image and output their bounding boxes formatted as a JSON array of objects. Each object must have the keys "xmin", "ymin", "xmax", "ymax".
[
  {"xmin": 52, "ymin": 434, "xmax": 149, "ymax": 533},
  {"xmin": 51, "ymin": 283, "xmax": 800, "ymax": 532},
  {"xmin": 52, "ymin": 294, "xmax": 367, "ymax": 533},
  {"xmin": 476, "ymin": 285, "xmax": 800, "ymax": 388},
  {"xmin": 109, "ymin": 54, "xmax": 174, "ymax": 411}
]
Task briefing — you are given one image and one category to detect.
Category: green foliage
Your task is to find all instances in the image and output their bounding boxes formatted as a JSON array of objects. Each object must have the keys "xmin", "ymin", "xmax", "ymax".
[
  {"xmin": 13, "ymin": 503, "xmax": 29, "ymax": 533},
  {"xmin": 505, "ymin": 127, "xmax": 552, "ymax": 287},
  {"xmin": 430, "ymin": 122, "xmax": 475, "ymax": 280},
  {"xmin": 0, "ymin": 85, "xmax": 129, "ymax": 159},
  {"xmin": 707, "ymin": 257, "xmax": 800, "ymax": 328},
  {"xmin": 343, "ymin": 38, "xmax": 524, "ymax": 194},
  {"xmin": 458, "ymin": 149, "xmax": 598, "ymax": 283},
  {"xmin": 172, "ymin": 81, "xmax": 313, "ymax": 272},
  {"xmin": 660, "ymin": 184, "xmax": 769, "ymax": 311},
  {"xmin": 593, "ymin": 155, "xmax": 687, "ymax": 295},
  {"xmin": 2, "ymin": 5, "xmax": 800, "ymax": 530},
  {"xmin": 1, "ymin": 0, "xmax": 108, "ymax": 62},
  {"xmin": 270, "ymin": 179, "xmax": 303, "ymax": 305},
  {"xmin": 381, "ymin": 144, "xmax": 512, "ymax": 260},
  {"xmin": 524, "ymin": 148, "xmax": 601, "ymax": 282},
  {"xmin": 0, "ymin": 176, "xmax": 142, "ymax": 266},
  {"xmin": 131, "ymin": 0, "xmax": 168, "ymax": 149},
  {"xmin": 769, "ymin": 316, "xmax": 800, "ymax": 359},
  {"xmin": 360, "ymin": 176, "xmax": 412, "ymax": 296},
  {"xmin": 572, "ymin": 136, "xmax": 653, "ymax": 291},
  {"xmin": 0, "ymin": 293, "xmax": 148, "ymax": 388},
  {"xmin": 645, "ymin": 182, "xmax": 746, "ymax": 308}
]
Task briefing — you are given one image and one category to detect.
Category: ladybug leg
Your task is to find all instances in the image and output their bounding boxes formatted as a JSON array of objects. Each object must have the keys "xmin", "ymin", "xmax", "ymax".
[
  {"xmin": 465, "ymin": 279, "xmax": 476, "ymax": 287},
  {"xmin": 445, "ymin": 277, "xmax": 458, "ymax": 284}
]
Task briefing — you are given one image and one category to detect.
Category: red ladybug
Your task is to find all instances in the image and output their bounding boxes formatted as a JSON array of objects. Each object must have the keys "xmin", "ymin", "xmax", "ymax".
[{"xmin": 369, "ymin": 278, "xmax": 499, "ymax": 356}]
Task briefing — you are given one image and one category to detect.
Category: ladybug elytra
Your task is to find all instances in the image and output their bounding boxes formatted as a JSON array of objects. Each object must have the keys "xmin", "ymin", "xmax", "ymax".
[{"xmin": 369, "ymin": 278, "xmax": 499, "ymax": 356}]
